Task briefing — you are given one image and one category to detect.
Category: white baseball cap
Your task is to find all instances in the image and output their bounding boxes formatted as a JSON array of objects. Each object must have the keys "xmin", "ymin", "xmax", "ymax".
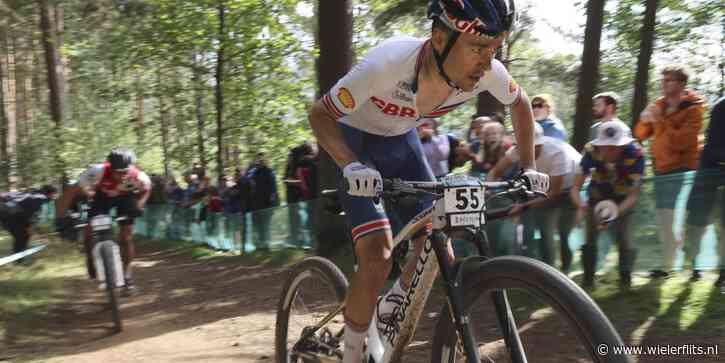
[
  {"xmin": 534, "ymin": 122, "xmax": 544, "ymax": 146},
  {"xmin": 592, "ymin": 120, "xmax": 635, "ymax": 146}
]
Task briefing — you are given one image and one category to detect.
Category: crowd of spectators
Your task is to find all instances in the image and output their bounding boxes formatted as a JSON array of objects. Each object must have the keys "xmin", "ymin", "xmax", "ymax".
[
  {"xmin": 412, "ymin": 65, "xmax": 723, "ymax": 290},
  {"xmin": 9, "ymin": 65, "xmax": 720, "ymax": 290},
  {"xmin": 131, "ymin": 65, "xmax": 722, "ymax": 290}
]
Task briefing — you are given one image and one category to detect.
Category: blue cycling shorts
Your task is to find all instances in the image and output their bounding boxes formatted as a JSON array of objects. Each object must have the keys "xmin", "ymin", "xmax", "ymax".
[{"xmin": 337, "ymin": 123, "xmax": 435, "ymax": 242}]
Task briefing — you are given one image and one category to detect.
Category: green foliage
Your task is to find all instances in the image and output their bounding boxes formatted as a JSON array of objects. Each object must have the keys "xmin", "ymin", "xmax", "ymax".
[{"xmin": 1, "ymin": 0, "xmax": 722, "ymax": 191}]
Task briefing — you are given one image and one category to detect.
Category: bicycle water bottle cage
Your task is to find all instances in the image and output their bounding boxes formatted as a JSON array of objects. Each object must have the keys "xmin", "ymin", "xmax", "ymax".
[{"xmin": 434, "ymin": 175, "xmax": 486, "ymax": 230}]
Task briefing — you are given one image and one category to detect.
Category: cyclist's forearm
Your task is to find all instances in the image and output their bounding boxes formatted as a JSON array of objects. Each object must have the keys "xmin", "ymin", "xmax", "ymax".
[
  {"xmin": 308, "ymin": 101, "xmax": 358, "ymax": 168},
  {"xmin": 56, "ymin": 185, "xmax": 82, "ymax": 218},
  {"xmin": 136, "ymin": 189, "xmax": 150, "ymax": 208},
  {"xmin": 510, "ymin": 91, "xmax": 535, "ymax": 170}
]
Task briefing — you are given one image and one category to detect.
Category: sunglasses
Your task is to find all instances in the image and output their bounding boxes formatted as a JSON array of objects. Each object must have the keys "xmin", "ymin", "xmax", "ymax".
[{"xmin": 532, "ymin": 103, "xmax": 546, "ymax": 109}]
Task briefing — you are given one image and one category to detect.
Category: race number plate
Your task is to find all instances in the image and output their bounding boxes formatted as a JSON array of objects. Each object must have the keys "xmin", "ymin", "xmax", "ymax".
[
  {"xmin": 442, "ymin": 176, "xmax": 485, "ymax": 228},
  {"xmin": 90, "ymin": 215, "xmax": 112, "ymax": 231}
]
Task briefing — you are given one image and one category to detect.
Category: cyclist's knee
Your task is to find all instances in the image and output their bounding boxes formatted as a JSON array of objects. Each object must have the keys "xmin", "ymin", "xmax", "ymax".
[{"xmin": 355, "ymin": 232, "xmax": 393, "ymax": 279}]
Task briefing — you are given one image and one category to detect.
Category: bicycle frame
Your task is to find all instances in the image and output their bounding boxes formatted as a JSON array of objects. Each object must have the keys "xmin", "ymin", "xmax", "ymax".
[
  {"xmin": 299, "ymin": 207, "xmax": 519, "ymax": 363},
  {"xmin": 296, "ymin": 179, "xmax": 531, "ymax": 363}
]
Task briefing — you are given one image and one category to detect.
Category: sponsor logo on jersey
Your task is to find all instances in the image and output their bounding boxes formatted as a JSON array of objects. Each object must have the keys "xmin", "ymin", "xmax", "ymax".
[
  {"xmin": 396, "ymin": 81, "xmax": 413, "ymax": 92},
  {"xmin": 392, "ymin": 90, "xmax": 413, "ymax": 103},
  {"xmin": 508, "ymin": 78, "xmax": 519, "ymax": 95},
  {"xmin": 370, "ymin": 96, "xmax": 417, "ymax": 118},
  {"xmin": 337, "ymin": 87, "xmax": 356, "ymax": 109}
]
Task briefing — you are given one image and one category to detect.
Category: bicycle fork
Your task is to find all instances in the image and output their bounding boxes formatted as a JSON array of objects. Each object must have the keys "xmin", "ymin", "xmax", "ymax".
[{"xmin": 429, "ymin": 230, "xmax": 482, "ymax": 363}]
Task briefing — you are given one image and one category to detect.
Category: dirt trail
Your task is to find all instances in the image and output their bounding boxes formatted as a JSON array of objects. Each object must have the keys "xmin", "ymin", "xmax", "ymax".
[{"xmin": 4, "ymin": 242, "xmax": 722, "ymax": 363}]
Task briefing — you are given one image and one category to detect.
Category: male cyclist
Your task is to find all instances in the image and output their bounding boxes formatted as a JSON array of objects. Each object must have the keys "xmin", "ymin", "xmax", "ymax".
[
  {"xmin": 56, "ymin": 148, "xmax": 151, "ymax": 295},
  {"xmin": 307, "ymin": 1, "xmax": 548, "ymax": 361}
]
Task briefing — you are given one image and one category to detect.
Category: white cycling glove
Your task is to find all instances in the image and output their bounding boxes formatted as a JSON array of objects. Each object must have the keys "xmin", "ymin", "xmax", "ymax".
[
  {"xmin": 521, "ymin": 168, "xmax": 550, "ymax": 194},
  {"xmin": 343, "ymin": 162, "xmax": 382, "ymax": 197}
]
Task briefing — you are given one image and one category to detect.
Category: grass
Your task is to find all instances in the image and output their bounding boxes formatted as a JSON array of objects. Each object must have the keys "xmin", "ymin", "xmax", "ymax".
[
  {"xmin": 0, "ymin": 233, "xmax": 87, "ymax": 355},
  {"xmin": 3, "ymin": 231, "xmax": 723, "ymax": 359}
]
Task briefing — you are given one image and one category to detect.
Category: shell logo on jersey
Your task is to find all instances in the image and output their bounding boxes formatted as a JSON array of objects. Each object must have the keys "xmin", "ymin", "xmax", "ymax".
[
  {"xmin": 337, "ymin": 87, "xmax": 356, "ymax": 109},
  {"xmin": 508, "ymin": 78, "xmax": 519, "ymax": 95}
]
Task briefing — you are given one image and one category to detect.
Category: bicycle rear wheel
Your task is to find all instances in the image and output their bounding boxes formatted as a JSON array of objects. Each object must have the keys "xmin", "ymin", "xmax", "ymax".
[
  {"xmin": 275, "ymin": 256, "xmax": 348, "ymax": 363},
  {"xmin": 101, "ymin": 244, "xmax": 122, "ymax": 333},
  {"xmin": 430, "ymin": 256, "xmax": 631, "ymax": 363}
]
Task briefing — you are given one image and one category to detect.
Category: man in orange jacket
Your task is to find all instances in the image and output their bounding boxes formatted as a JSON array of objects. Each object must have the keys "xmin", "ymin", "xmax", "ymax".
[{"xmin": 635, "ymin": 65, "xmax": 706, "ymax": 278}]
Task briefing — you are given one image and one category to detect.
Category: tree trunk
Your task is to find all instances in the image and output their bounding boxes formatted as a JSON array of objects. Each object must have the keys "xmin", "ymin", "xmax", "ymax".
[
  {"xmin": 630, "ymin": 0, "xmax": 659, "ymax": 128},
  {"xmin": 39, "ymin": 0, "xmax": 66, "ymax": 185},
  {"xmin": 1, "ymin": 22, "xmax": 18, "ymax": 189},
  {"xmin": 157, "ymin": 69, "xmax": 171, "ymax": 178},
  {"xmin": 135, "ymin": 70, "xmax": 145, "ymax": 151},
  {"xmin": 315, "ymin": 0, "xmax": 354, "ymax": 257},
  {"xmin": 193, "ymin": 53, "xmax": 207, "ymax": 171},
  {"xmin": 55, "ymin": 4, "xmax": 70, "ymax": 120},
  {"xmin": 0, "ymin": 23, "xmax": 9, "ymax": 189},
  {"xmin": 571, "ymin": 0, "xmax": 606, "ymax": 151},
  {"xmin": 214, "ymin": 1, "xmax": 226, "ymax": 178}
]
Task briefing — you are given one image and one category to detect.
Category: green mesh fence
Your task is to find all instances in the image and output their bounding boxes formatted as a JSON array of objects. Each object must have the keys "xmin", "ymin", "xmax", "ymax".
[{"xmin": 37, "ymin": 171, "xmax": 723, "ymax": 271}]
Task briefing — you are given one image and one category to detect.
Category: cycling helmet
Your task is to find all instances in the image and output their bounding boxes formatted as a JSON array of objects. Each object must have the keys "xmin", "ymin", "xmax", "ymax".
[
  {"xmin": 428, "ymin": 0, "xmax": 516, "ymax": 38},
  {"xmin": 107, "ymin": 148, "xmax": 136, "ymax": 171},
  {"xmin": 426, "ymin": 0, "xmax": 516, "ymax": 90}
]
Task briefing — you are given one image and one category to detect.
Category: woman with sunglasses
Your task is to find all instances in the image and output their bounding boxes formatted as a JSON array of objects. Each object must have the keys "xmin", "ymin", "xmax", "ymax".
[{"xmin": 531, "ymin": 93, "xmax": 568, "ymax": 142}]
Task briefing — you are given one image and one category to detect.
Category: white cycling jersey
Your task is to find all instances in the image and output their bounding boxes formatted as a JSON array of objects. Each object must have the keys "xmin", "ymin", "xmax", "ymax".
[
  {"xmin": 78, "ymin": 163, "xmax": 151, "ymax": 197},
  {"xmin": 322, "ymin": 36, "xmax": 521, "ymax": 136}
]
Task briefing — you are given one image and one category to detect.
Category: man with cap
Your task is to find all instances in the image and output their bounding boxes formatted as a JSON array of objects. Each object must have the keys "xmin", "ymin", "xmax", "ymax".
[
  {"xmin": 570, "ymin": 120, "xmax": 645, "ymax": 288},
  {"xmin": 488, "ymin": 123, "xmax": 581, "ymax": 271},
  {"xmin": 589, "ymin": 92, "xmax": 621, "ymax": 142}
]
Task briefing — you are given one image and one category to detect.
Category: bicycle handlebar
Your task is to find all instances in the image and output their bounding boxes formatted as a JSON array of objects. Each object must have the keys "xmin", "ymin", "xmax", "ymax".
[
  {"xmin": 323, "ymin": 177, "xmax": 547, "ymax": 223},
  {"xmin": 73, "ymin": 216, "xmax": 128, "ymax": 229}
]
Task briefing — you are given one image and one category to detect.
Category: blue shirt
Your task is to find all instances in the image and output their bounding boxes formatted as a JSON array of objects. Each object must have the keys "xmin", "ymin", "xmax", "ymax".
[{"xmin": 537, "ymin": 117, "xmax": 568, "ymax": 142}]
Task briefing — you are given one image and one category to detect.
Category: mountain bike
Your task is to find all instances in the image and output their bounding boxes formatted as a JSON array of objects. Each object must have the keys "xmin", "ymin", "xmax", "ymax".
[
  {"xmin": 275, "ymin": 175, "xmax": 631, "ymax": 362},
  {"xmin": 75, "ymin": 214, "xmax": 126, "ymax": 333}
]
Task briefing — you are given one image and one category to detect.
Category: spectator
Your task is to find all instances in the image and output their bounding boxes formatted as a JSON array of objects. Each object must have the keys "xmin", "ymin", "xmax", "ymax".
[
  {"xmin": 145, "ymin": 174, "xmax": 167, "ymax": 236},
  {"xmin": 285, "ymin": 143, "xmax": 313, "ymax": 204},
  {"xmin": 531, "ymin": 93, "xmax": 568, "ymax": 142},
  {"xmin": 683, "ymin": 96, "xmax": 724, "ymax": 285},
  {"xmin": 635, "ymin": 66, "xmax": 706, "ymax": 279},
  {"xmin": 0, "ymin": 185, "xmax": 58, "ymax": 264},
  {"xmin": 489, "ymin": 123, "xmax": 581, "ymax": 272},
  {"xmin": 418, "ymin": 119, "xmax": 452, "ymax": 178},
  {"xmin": 246, "ymin": 152, "xmax": 278, "ymax": 250},
  {"xmin": 589, "ymin": 92, "xmax": 621, "ymax": 141},
  {"xmin": 192, "ymin": 162, "xmax": 205, "ymax": 179},
  {"xmin": 198, "ymin": 186, "xmax": 223, "ymax": 227},
  {"xmin": 570, "ymin": 120, "xmax": 644, "ymax": 289},
  {"xmin": 448, "ymin": 136, "xmax": 470, "ymax": 173},
  {"xmin": 469, "ymin": 121, "xmax": 512, "ymax": 177},
  {"xmin": 466, "ymin": 115, "xmax": 485, "ymax": 143},
  {"xmin": 285, "ymin": 142, "xmax": 319, "ymax": 248},
  {"xmin": 147, "ymin": 174, "xmax": 167, "ymax": 205}
]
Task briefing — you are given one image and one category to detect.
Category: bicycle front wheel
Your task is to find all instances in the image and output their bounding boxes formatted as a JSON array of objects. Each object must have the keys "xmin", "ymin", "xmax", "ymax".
[
  {"xmin": 101, "ymin": 243, "xmax": 122, "ymax": 333},
  {"xmin": 275, "ymin": 256, "xmax": 348, "ymax": 363},
  {"xmin": 430, "ymin": 256, "xmax": 631, "ymax": 363}
]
